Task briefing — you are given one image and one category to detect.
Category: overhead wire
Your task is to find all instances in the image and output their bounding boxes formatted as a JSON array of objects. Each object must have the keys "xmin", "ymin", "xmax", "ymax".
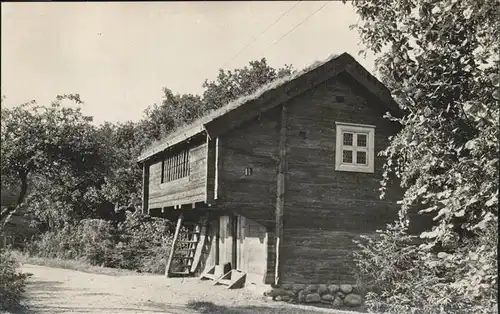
[
  {"xmin": 220, "ymin": 1, "xmax": 302, "ymax": 69},
  {"xmin": 260, "ymin": 1, "xmax": 331, "ymax": 56}
]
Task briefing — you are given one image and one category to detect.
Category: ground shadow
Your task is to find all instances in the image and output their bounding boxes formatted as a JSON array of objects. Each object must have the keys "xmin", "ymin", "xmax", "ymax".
[{"xmin": 185, "ymin": 300, "xmax": 357, "ymax": 314}]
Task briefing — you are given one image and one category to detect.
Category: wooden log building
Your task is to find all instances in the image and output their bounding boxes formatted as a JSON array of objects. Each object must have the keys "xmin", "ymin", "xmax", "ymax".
[{"xmin": 137, "ymin": 53, "xmax": 405, "ymax": 294}]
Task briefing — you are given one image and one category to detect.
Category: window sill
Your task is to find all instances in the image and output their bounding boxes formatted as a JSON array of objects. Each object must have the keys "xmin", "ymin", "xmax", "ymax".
[{"xmin": 335, "ymin": 163, "xmax": 374, "ymax": 173}]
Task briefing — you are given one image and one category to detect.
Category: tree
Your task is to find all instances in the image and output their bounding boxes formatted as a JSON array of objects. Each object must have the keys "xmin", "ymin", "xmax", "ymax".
[
  {"xmin": 202, "ymin": 58, "xmax": 294, "ymax": 110},
  {"xmin": 142, "ymin": 88, "xmax": 205, "ymax": 141},
  {"xmin": 348, "ymin": 0, "xmax": 498, "ymax": 313},
  {"xmin": 98, "ymin": 121, "xmax": 148, "ymax": 213},
  {"xmin": 1, "ymin": 95, "xmax": 111, "ymax": 227}
]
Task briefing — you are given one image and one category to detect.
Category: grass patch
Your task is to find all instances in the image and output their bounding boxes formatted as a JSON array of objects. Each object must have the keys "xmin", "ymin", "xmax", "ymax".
[{"xmin": 11, "ymin": 250, "xmax": 154, "ymax": 277}]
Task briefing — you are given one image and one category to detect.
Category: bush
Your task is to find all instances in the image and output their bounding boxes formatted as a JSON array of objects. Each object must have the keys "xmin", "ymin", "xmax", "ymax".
[
  {"xmin": 353, "ymin": 220, "xmax": 498, "ymax": 314},
  {"xmin": 26, "ymin": 220, "xmax": 116, "ymax": 266},
  {"xmin": 26, "ymin": 211, "xmax": 175, "ymax": 274},
  {"xmin": 113, "ymin": 211, "xmax": 174, "ymax": 273},
  {"xmin": 0, "ymin": 248, "xmax": 32, "ymax": 311}
]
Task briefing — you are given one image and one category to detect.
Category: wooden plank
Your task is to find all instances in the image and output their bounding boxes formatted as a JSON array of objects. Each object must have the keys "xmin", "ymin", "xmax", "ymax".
[
  {"xmin": 183, "ymin": 150, "xmax": 188, "ymax": 177},
  {"xmin": 146, "ymin": 140, "xmax": 208, "ymax": 209},
  {"xmin": 177, "ymin": 153, "xmax": 181, "ymax": 180},
  {"xmin": 219, "ymin": 215, "xmax": 235, "ymax": 267},
  {"xmin": 142, "ymin": 162, "xmax": 150, "ymax": 215},
  {"xmin": 275, "ymin": 104, "xmax": 287, "ymax": 286},
  {"xmin": 214, "ymin": 137, "xmax": 220, "ymax": 199},
  {"xmin": 149, "ymin": 188, "xmax": 206, "ymax": 205},
  {"xmin": 166, "ymin": 155, "xmax": 171, "ymax": 182},
  {"xmin": 173, "ymin": 154, "xmax": 178, "ymax": 181},
  {"xmin": 205, "ymin": 135, "xmax": 217, "ymax": 204},
  {"xmin": 166, "ymin": 212, "xmax": 184, "ymax": 277},
  {"xmin": 231, "ymin": 214, "xmax": 237, "ymax": 270}
]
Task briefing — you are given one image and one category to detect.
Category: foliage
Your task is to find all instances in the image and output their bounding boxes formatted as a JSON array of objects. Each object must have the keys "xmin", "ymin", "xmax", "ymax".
[
  {"xmin": 202, "ymin": 58, "xmax": 294, "ymax": 111},
  {"xmin": 113, "ymin": 211, "xmax": 174, "ymax": 273},
  {"xmin": 97, "ymin": 122, "xmax": 149, "ymax": 213},
  {"xmin": 0, "ymin": 248, "xmax": 32, "ymax": 311},
  {"xmin": 26, "ymin": 213, "xmax": 174, "ymax": 274},
  {"xmin": 1, "ymin": 95, "xmax": 112, "ymax": 228},
  {"xmin": 349, "ymin": 0, "xmax": 499, "ymax": 313},
  {"xmin": 354, "ymin": 222, "xmax": 498, "ymax": 314}
]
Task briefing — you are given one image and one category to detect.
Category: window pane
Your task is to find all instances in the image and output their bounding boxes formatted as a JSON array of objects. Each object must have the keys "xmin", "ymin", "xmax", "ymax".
[
  {"xmin": 343, "ymin": 150, "xmax": 353, "ymax": 163},
  {"xmin": 356, "ymin": 151, "xmax": 367, "ymax": 164},
  {"xmin": 357, "ymin": 134, "xmax": 367, "ymax": 147},
  {"xmin": 343, "ymin": 133, "xmax": 353, "ymax": 146}
]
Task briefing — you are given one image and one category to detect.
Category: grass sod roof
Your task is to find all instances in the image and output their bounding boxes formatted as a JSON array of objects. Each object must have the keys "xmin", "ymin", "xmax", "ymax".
[{"xmin": 137, "ymin": 52, "xmax": 399, "ymax": 162}]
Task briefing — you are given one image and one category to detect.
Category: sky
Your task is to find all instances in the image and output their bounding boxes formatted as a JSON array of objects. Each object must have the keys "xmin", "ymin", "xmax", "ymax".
[{"xmin": 1, "ymin": 1, "xmax": 376, "ymax": 125}]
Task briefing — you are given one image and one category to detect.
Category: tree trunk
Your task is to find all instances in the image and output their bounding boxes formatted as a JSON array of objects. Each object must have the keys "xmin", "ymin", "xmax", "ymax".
[
  {"xmin": 17, "ymin": 170, "xmax": 28, "ymax": 206},
  {"xmin": 1, "ymin": 170, "xmax": 29, "ymax": 225}
]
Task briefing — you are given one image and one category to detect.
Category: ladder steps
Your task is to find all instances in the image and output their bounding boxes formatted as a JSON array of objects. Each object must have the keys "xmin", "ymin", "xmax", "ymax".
[
  {"xmin": 166, "ymin": 212, "xmax": 210, "ymax": 278},
  {"xmin": 175, "ymin": 248, "xmax": 196, "ymax": 253}
]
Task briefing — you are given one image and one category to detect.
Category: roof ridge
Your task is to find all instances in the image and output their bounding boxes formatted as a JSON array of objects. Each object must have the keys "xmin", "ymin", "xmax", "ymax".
[{"xmin": 138, "ymin": 53, "xmax": 345, "ymax": 161}]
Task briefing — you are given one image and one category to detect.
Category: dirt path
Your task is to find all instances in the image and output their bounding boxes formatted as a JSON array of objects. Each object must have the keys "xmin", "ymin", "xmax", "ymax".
[{"xmin": 20, "ymin": 264, "xmax": 357, "ymax": 314}]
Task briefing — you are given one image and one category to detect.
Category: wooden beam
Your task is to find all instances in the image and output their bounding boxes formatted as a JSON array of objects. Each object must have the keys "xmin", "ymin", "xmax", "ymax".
[
  {"xmin": 142, "ymin": 162, "xmax": 150, "ymax": 215},
  {"xmin": 166, "ymin": 212, "xmax": 184, "ymax": 277},
  {"xmin": 205, "ymin": 134, "xmax": 217, "ymax": 205},
  {"xmin": 275, "ymin": 104, "xmax": 287, "ymax": 286},
  {"xmin": 214, "ymin": 136, "xmax": 224, "ymax": 200}
]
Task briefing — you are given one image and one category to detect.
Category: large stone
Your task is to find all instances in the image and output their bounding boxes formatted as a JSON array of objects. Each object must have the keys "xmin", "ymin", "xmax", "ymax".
[
  {"xmin": 328, "ymin": 284, "xmax": 340, "ymax": 294},
  {"xmin": 305, "ymin": 284, "xmax": 317, "ymax": 293},
  {"xmin": 298, "ymin": 290, "xmax": 306, "ymax": 303},
  {"xmin": 321, "ymin": 294, "xmax": 334, "ymax": 302},
  {"xmin": 305, "ymin": 293, "xmax": 321, "ymax": 303},
  {"xmin": 332, "ymin": 297, "xmax": 343, "ymax": 307},
  {"xmin": 344, "ymin": 294, "xmax": 363, "ymax": 307},
  {"xmin": 292, "ymin": 284, "xmax": 306, "ymax": 293},
  {"xmin": 340, "ymin": 284, "xmax": 353, "ymax": 294},
  {"xmin": 318, "ymin": 284, "xmax": 328, "ymax": 295}
]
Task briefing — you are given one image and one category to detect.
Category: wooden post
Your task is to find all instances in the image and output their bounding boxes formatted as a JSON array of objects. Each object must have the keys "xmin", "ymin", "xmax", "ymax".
[
  {"xmin": 214, "ymin": 136, "xmax": 224, "ymax": 200},
  {"xmin": 166, "ymin": 212, "xmax": 184, "ymax": 277},
  {"xmin": 205, "ymin": 134, "xmax": 217, "ymax": 205},
  {"xmin": 275, "ymin": 104, "xmax": 287, "ymax": 286},
  {"xmin": 142, "ymin": 162, "xmax": 149, "ymax": 215},
  {"xmin": 215, "ymin": 217, "xmax": 220, "ymax": 266}
]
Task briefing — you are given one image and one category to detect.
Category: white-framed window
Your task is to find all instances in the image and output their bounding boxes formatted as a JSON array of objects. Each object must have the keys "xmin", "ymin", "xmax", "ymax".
[{"xmin": 335, "ymin": 122, "xmax": 375, "ymax": 173}]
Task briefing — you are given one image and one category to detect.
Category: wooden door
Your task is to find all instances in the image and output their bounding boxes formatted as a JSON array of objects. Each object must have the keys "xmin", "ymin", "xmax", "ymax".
[
  {"xmin": 219, "ymin": 215, "xmax": 236, "ymax": 269},
  {"xmin": 236, "ymin": 215, "xmax": 268, "ymax": 283}
]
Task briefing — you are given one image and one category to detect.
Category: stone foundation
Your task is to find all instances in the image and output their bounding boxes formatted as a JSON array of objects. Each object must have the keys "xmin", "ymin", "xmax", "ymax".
[{"xmin": 264, "ymin": 283, "xmax": 363, "ymax": 309}]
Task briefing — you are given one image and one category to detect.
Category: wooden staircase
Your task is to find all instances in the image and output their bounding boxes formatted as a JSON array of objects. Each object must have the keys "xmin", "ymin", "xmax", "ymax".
[
  {"xmin": 165, "ymin": 212, "xmax": 209, "ymax": 277},
  {"xmin": 201, "ymin": 266, "xmax": 246, "ymax": 289}
]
